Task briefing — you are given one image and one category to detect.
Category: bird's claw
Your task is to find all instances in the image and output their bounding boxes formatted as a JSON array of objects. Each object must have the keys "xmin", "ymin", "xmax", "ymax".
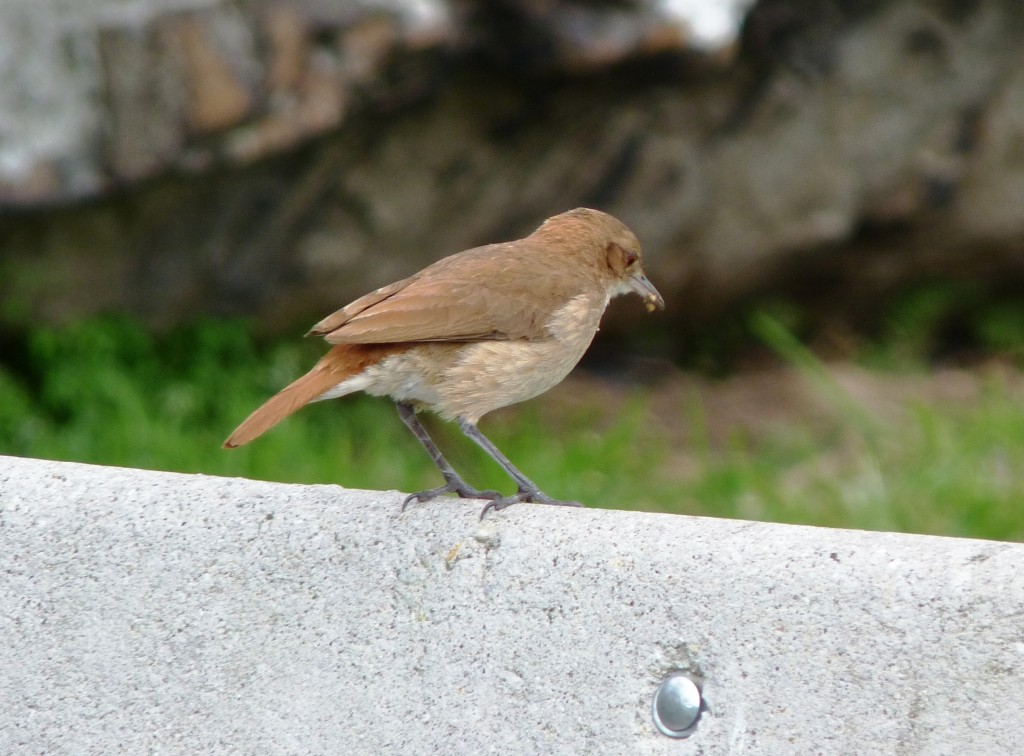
[
  {"xmin": 478, "ymin": 488, "xmax": 584, "ymax": 519},
  {"xmin": 402, "ymin": 481, "xmax": 583, "ymax": 518},
  {"xmin": 401, "ymin": 480, "xmax": 502, "ymax": 511}
]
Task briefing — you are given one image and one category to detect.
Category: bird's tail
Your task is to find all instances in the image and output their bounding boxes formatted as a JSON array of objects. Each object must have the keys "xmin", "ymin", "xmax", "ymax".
[{"xmin": 223, "ymin": 344, "xmax": 392, "ymax": 448}]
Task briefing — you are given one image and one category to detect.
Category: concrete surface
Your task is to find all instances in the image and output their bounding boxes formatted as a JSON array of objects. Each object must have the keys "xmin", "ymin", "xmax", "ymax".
[{"xmin": 1, "ymin": 454, "xmax": 1023, "ymax": 754}]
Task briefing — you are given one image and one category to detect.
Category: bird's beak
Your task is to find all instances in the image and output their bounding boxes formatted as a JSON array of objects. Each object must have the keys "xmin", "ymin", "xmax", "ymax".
[{"xmin": 629, "ymin": 271, "xmax": 665, "ymax": 312}]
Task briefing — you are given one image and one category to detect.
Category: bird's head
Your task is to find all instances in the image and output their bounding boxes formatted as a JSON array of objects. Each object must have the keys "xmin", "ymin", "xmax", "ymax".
[
  {"xmin": 603, "ymin": 226, "xmax": 664, "ymax": 313},
  {"xmin": 538, "ymin": 208, "xmax": 665, "ymax": 312}
]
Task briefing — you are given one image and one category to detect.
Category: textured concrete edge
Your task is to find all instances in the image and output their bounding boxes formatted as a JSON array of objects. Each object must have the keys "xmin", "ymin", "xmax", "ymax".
[
  {"xmin": 2, "ymin": 454, "xmax": 1024, "ymax": 754},
  {"xmin": 2, "ymin": 451, "xmax": 999, "ymax": 547}
]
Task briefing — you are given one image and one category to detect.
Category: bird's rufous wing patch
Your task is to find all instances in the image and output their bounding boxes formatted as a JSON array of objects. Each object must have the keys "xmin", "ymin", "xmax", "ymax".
[
  {"xmin": 318, "ymin": 276, "xmax": 559, "ymax": 343},
  {"xmin": 308, "ymin": 243, "xmax": 579, "ymax": 344}
]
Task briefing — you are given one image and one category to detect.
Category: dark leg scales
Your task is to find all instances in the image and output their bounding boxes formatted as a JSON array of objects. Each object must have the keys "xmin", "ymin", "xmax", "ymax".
[
  {"xmin": 396, "ymin": 401, "xmax": 585, "ymax": 517},
  {"xmin": 457, "ymin": 418, "xmax": 583, "ymax": 517},
  {"xmin": 401, "ymin": 476, "xmax": 503, "ymax": 511},
  {"xmin": 478, "ymin": 486, "xmax": 584, "ymax": 519},
  {"xmin": 396, "ymin": 402, "xmax": 502, "ymax": 511}
]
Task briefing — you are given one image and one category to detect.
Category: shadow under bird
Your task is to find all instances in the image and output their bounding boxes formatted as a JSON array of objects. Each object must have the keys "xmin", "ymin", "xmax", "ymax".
[{"xmin": 224, "ymin": 207, "xmax": 664, "ymax": 516}]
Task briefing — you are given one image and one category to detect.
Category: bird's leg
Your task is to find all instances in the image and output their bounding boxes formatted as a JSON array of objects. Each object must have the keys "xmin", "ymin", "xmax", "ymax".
[
  {"xmin": 396, "ymin": 402, "xmax": 501, "ymax": 509},
  {"xmin": 457, "ymin": 418, "xmax": 584, "ymax": 517}
]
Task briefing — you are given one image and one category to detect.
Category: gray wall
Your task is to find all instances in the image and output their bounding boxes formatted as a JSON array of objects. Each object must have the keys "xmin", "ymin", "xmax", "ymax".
[{"xmin": 2, "ymin": 454, "xmax": 1022, "ymax": 754}]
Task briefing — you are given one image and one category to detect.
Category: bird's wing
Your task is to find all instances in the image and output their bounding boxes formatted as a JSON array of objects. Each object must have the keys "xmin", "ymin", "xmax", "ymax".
[
  {"xmin": 306, "ymin": 278, "xmax": 411, "ymax": 338},
  {"xmin": 308, "ymin": 243, "xmax": 578, "ymax": 344}
]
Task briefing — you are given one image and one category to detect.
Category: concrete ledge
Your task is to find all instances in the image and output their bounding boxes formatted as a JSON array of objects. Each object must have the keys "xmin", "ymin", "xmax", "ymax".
[{"xmin": 2, "ymin": 455, "xmax": 1022, "ymax": 754}]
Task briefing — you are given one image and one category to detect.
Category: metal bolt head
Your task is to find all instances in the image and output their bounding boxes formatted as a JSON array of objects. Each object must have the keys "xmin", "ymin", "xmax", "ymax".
[{"xmin": 652, "ymin": 673, "xmax": 701, "ymax": 738}]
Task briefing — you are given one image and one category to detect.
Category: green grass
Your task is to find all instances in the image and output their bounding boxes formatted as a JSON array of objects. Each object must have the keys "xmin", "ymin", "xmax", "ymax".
[
  {"xmin": 2, "ymin": 313, "xmax": 1024, "ymax": 542},
  {"xmin": 0, "ymin": 315, "xmax": 669, "ymax": 503},
  {"xmin": 675, "ymin": 375, "xmax": 1024, "ymax": 541}
]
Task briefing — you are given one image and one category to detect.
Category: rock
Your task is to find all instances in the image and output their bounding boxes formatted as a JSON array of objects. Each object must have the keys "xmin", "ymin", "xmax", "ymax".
[{"xmin": 1, "ymin": 0, "xmax": 1023, "ymax": 334}]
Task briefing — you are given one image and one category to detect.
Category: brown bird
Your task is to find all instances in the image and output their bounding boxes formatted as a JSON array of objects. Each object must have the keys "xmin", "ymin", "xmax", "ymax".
[{"xmin": 224, "ymin": 207, "xmax": 664, "ymax": 516}]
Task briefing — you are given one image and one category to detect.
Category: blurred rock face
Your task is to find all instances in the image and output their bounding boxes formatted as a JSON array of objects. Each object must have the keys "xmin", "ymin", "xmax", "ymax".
[{"xmin": 1, "ymin": 0, "xmax": 1023, "ymax": 332}]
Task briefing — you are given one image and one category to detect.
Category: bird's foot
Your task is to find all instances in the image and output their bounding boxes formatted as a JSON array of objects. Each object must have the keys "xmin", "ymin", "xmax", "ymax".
[
  {"xmin": 402, "ymin": 479, "xmax": 503, "ymax": 511},
  {"xmin": 479, "ymin": 488, "xmax": 584, "ymax": 518}
]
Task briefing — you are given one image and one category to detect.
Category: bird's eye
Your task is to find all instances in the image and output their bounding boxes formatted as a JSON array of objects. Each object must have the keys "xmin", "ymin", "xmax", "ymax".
[{"xmin": 606, "ymin": 241, "xmax": 640, "ymax": 273}]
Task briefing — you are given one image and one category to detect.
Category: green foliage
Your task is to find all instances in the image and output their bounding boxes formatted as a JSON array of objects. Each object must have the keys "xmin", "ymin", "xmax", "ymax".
[
  {"xmin": 0, "ymin": 315, "xmax": 670, "ymax": 504},
  {"xmin": 3, "ymin": 315, "xmax": 429, "ymax": 492},
  {"xmin": 741, "ymin": 314, "xmax": 1024, "ymax": 541},
  {"xmin": 2, "ymin": 313, "xmax": 1024, "ymax": 542},
  {"xmin": 974, "ymin": 301, "xmax": 1024, "ymax": 360}
]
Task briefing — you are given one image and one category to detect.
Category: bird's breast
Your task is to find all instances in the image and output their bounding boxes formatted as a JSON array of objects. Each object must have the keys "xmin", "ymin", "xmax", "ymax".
[
  {"xmin": 347, "ymin": 291, "xmax": 610, "ymax": 424},
  {"xmin": 430, "ymin": 291, "xmax": 609, "ymax": 422},
  {"xmin": 543, "ymin": 291, "xmax": 610, "ymax": 346}
]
